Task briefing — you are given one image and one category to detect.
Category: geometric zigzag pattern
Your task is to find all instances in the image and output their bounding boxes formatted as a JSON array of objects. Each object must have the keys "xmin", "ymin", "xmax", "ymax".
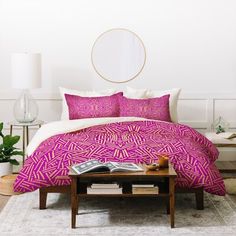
[{"xmin": 14, "ymin": 121, "xmax": 225, "ymax": 195}]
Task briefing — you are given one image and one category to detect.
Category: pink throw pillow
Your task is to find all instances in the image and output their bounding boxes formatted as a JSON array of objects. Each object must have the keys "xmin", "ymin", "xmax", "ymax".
[
  {"xmin": 119, "ymin": 94, "xmax": 171, "ymax": 121},
  {"xmin": 65, "ymin": 92, "xmax": 123, "ymax": 119}
]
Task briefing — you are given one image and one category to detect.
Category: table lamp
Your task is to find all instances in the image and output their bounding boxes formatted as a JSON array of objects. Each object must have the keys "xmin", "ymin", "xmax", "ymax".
[{"xmin": 11, "ymin": 53, "xmax": 41, "ymax": 123}]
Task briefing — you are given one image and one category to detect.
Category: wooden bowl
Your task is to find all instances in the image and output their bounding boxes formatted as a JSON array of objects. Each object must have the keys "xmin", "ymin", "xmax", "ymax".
[{"xmin": 145, "ymin": 163, "xmax": 159, "ymax": 171}]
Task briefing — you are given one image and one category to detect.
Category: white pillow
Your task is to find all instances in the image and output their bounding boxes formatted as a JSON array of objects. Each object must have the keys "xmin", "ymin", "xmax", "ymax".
[
  {"xmin": 59, "ymin": 87, "xmax": 117, "ymax": 120},
  {"xmin": 125, "ymin": 87, "xmax": 181, "ymax": 123}
]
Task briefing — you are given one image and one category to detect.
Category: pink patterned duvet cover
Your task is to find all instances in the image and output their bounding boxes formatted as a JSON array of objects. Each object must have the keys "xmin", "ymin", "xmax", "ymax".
[{"xmin": 14, "ymin": 120, "xmax": 225, "ymax": 195}]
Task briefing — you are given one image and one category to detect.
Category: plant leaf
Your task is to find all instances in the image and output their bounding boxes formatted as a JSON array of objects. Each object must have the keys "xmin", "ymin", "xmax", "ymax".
[
  {"xmin": 8, "ymin": 159, "xmax": 20, "ymax": 166},
  {"xmin": 3, "ymin": 135, "xmax": 20, "ymax": 147},
  {"xmin": 11, "ymin": 151, "xmax": 24, "ymax": 156},
  {"xmin": 3, "ymin": 147, "xmax": 14, "ymax": 156},
  {"xmin": 0, "ymin": 122, "xmax": 3, "ymax": 132}
]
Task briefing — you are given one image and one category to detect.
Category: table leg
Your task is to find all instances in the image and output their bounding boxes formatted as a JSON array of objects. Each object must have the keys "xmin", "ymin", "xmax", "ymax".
[
  {"xmin": 10, "ymin": 125, "xmax": 13, "ymax": 135},
  {"xmin": 39, "ymin": 188, "xmax": 48, "ymax": 209},
  {"xmin": 165, "ymin": 178, "xmax": 170, "ymax": 214},
  {"xmin": 71, "ymin": 177, "xmax": 78, "ymax": 229},
  {"xmin": 169, "ymin": 177, "xmax": 175, "ymax": 228},
  {"xmin": 166, "ymin": 197, "xmax": 170, "ymax": 214},
  {"xmin": 22, "ymin": 126, "xmax": 26, "ymax": 166},
  {"xmin": 26, "ymin": 126, "xmax": 29, "ymax": 146},
  {"xmin": 195, "ymin": 187, "xmax": 204, "ymax": 210}
]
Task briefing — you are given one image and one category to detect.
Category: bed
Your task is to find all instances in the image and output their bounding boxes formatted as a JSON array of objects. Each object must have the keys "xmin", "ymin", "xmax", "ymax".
[{"xmin": 13, "ymin": 87, "xmax": 226, "ymax": 209}]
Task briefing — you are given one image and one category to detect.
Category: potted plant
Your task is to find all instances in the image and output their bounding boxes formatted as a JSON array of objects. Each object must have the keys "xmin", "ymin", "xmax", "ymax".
[{"xmin": 0, "ymin": 122, "xmax": 23, "ymax": 177}]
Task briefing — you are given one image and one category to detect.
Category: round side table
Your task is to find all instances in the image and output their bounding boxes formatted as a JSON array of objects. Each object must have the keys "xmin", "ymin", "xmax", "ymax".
[{"xmin": 8, "ymin": 120, "xmax": 44, "ymax": 166}]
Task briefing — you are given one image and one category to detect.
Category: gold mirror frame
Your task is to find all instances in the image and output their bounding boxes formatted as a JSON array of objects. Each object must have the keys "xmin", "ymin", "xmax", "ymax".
[{"xmin": 91, "ymin": 28, "xmax": 146, "ymax": 83}]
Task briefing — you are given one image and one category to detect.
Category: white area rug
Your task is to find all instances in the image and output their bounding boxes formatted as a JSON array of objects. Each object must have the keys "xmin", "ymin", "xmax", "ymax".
[{"xmin": 1, "ymin": 191, "xmax": 236, "ymax": 236}]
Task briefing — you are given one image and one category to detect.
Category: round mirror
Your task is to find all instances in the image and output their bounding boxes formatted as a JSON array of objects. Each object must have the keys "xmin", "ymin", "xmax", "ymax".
[{"xmin": 91, "ymin": 28, "xmax": 146, "ymax": 83}]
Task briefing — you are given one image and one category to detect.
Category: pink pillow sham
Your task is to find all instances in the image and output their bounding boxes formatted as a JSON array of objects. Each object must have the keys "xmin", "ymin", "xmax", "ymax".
[
  {"xmin": 65, "ymin": 92, "xmax": 123, "ymax": 120},
  {"xmin": 119, "ymin": 94, "xmax": 171, "ymax": 121}
]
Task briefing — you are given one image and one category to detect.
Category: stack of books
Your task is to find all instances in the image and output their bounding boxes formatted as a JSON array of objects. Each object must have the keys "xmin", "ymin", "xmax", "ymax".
[
  {"xmin": 132, "ymin": 184, "xmax": 159, "ymax": 194},
  {"xmin": 87, "ymin": 183, "xmax": 122, "ymax": 194}
]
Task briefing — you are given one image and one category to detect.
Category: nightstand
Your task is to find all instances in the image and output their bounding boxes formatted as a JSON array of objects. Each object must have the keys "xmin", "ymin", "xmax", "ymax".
[
  {"xmin": 205, "ymin": 132, "xmax": 236, "ymax": 173},
  {"xmin": 8, "ymin": 120, "xmax": 44, "ymax": 166}
]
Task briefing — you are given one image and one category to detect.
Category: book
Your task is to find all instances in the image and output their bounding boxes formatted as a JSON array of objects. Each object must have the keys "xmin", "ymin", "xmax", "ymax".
[
  {"xmin": 132, "ymin": 184, "xmax": 158, "ymax": 194},
  {"xmin": 91, "ymin": 183, "xmax": 120, "ymax": 189},
  {"xmin": 132, "ymin": 186, "xmax": 159, "ymax": 194},
  {"xmin": 217, "ymin": 132, "xmax": 236, "ymax": 139},
  {"xmin": 72, "ymin": 159, "xmax": 143, "ymax": 175},
  {"xmin": 132, "ymin": 184, "xmax": 155, "ymax": 188},
  {"xmin": 87, "ymin": 187, "xmax": 122, "ymax": 194}
]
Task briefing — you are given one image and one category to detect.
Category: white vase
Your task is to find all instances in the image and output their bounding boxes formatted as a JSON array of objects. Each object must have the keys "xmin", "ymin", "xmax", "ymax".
[{"xmin": 0, "ymin": 162, "xmax": 13, "ymax": 177}]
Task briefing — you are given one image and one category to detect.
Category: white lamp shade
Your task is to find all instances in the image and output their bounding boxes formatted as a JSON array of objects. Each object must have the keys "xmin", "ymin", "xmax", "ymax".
[{"xmin": 11, "ymin": 53, "xmax": 41, "ymax": 89}]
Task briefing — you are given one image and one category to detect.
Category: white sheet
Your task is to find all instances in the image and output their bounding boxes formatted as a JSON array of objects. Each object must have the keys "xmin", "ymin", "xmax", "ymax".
[{"xmin": 27, "ymin": 117, "xmax": 149, "ymax": 156}]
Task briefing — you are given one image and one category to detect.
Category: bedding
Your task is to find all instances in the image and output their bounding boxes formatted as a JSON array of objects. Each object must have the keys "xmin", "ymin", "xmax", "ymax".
[
  {"xmin": 125, "ymin": 87, "xmax": 181, "ymax": 123},
  {"xmin": 65, "ymin": 92, "xmax": 122, "ymax": 119},
  {"xmin": 14, "ymin": 117, "xmax": 225, "ymax": 196},
  {"xmin": 119, "ymin": 95, "xmax": 171, "ymax": 121},
  {"xmin": 59, "ymin": 87, "xmax": 117, "ymax": 120}
]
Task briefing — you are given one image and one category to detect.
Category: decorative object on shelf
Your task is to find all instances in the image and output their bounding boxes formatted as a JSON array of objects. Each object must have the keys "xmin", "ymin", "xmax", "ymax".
[
  {"xmin": 91, "ymin": 28, "xmax": 146, "ymax": 83},
  {"xmin": 145, "ymin": 163, "xmax": 159, "ymax": 171},
  {"xmin": 8, "ymin": 120, "xmax": 43, "ymax": 166},
  {"xmin": 158, "ymin": 155, "xmax": 169, "ymax": 168},
  {"xmin": 0, "ymin": 122, "xmax": 23, "ymax": 177},
  {"xmin": 213, "ymin": 116, "xmax": 229, "ymax": 134},
  {"xmin": 11, "ymin": 53, "xmax": 41, "ymax": 123}
]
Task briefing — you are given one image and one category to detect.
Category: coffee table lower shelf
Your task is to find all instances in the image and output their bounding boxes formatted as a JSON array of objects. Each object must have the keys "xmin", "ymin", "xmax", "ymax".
[
  {"xmin": 69, "ymin": 166, "xmax": 177, "ymax": 229},
  {"xmin": 72, "ymin": 189, "xmax": 174, "ymax": 228}
]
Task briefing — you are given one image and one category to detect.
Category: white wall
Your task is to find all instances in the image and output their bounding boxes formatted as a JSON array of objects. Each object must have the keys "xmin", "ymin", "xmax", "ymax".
[
  {"xmin": 1, "ymin": 0, "xmax": 236, "ymax": 160},
  {"xmin": 1, "ymin": 0, "xmax": 236, "ymax": 92}
]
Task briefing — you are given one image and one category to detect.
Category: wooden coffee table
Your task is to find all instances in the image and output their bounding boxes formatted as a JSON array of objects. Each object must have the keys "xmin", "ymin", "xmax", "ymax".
[{"xmin": 69, "ymin": 164, "xmax": 177, "ymax": 229}]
